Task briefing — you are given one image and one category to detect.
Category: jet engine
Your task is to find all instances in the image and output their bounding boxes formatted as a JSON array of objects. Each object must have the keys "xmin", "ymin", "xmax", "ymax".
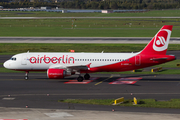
[{"xmin": 47, "ymin": 68, "xmax": 66, "ymax": 79}]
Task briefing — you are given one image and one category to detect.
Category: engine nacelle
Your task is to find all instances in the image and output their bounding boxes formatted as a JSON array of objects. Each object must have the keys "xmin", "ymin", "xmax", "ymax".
[{"xmin": 47, "ymin": 68, "xmax": 66, "ymax": 79}]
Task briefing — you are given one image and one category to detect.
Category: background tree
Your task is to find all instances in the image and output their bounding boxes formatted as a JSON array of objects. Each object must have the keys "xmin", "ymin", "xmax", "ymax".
[
  {"xmin": 0, "ymin": 0, "xmax": 179, "ymax": 9},
  {"xmin": 110, "ymin": 1, "xmax": 118, "ymax": 9}
]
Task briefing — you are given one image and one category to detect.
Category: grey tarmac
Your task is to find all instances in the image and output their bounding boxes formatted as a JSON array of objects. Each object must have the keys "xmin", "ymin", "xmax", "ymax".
[
  {"xmin": 0, "ymin": 107, "xmax": 180, "ymax": 120},
  {"xmin": 0, "ymin": 73, "xmax": 180, "ymax": 119}
]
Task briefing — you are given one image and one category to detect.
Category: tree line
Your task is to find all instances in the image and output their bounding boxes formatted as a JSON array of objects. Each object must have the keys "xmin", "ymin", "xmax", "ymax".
[{"xmin": 0, "ymin": 0, "xmax": 180, "ymax": 9}]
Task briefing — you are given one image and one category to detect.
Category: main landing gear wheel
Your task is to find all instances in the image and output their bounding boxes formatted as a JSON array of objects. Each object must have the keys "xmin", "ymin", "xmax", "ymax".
[
  {"xmin": 24, "ymin": 71, "xmax": 29, "ymax": 80},
  {"xmin": 77, "ymin": 76, "xmax": 84, "ymax": 82},
  {"xmin": 84, "ymin": 73, "xmax": 90, "ymax": 80}
]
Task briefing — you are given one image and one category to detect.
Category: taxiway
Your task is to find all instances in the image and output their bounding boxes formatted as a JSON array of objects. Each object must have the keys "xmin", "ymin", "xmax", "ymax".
[{"xmin": 0, "ymin": 52, "xmax": 180, "ymax": 119}]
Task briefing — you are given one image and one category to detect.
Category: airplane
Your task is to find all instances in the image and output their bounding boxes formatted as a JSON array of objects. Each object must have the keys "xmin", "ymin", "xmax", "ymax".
[{"xmin": 3, "ymin": 25, "xmax": 176, "ymax": 82}]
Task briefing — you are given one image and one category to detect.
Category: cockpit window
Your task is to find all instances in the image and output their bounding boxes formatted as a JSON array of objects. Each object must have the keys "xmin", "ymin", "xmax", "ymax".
[{"xmin": 10, "ymin": 57, "xmax": 16, "ymax": 61}]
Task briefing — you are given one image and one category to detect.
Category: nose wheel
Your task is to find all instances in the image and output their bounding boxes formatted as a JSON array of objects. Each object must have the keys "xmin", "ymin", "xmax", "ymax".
[
  {"xmin": 24, "ymin": 71, "xmax": 29, "ymax": 80},
  {"xmin": 24, "ymin": 76, "xmax": 29, "ymax": 80}
]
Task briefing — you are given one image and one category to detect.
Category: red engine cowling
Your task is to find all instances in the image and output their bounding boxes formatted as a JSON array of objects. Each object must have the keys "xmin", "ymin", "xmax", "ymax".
[{"xmin": 47, "ymin": 68, "xmax": 66, "ymax": 79}]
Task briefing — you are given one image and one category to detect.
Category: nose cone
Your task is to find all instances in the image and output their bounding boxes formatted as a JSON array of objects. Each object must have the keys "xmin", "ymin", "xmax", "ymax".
[{"xmin": 3, "ymin": 60, "xmax": 10, "ymax": 69}]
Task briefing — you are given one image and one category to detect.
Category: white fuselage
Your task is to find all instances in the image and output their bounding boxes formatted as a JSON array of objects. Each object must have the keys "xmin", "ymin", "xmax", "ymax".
[{"xmin": 4, "ymin": 52, "xmax": 139, "ymax": 71}]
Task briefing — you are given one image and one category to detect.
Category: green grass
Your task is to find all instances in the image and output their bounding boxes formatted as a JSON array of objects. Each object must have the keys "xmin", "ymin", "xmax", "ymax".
[
  {"xmin": 0, "ymin": 17, "xmax": 180, "ymax": 37},
  {"xmin": 59, "ymin": 99, "xmax": 114, "ymax": 106},
  {"xmin": 1, "ymin": 26, "xmax": 180, "ymax": 37},
  {"xmin": 0, "ymin": 27, "xmax": 161, "ymax": 37},
  {"xmin": 0, "ymin": 43, "xmax": 146, "ymax": 54},
  {"xmin": 59, "ymin": 99, "xmax": 180, "ymax": 109},
  {"xmin": 1, "ymin": 43, "xmax": 180, "ymax": 55},
  {"xmin": 154, "ymin": 59, "xmax": 180, "ymax": 68}
]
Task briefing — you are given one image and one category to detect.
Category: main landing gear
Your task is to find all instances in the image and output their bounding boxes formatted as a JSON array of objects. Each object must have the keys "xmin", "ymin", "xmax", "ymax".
[
  {"xmin": 84, "ymin": 73, "xmax": 90, "ymax": 80},
  {"xmin": 24, "ymin": 71, "xmax": 29, "ymax": 80},
  {"xmin": 77, "ymin": 73, "xmax": 90, "ymax": 82},
  {"xmin": 77, "ymin": 76, "xmax": 83, "ymax": 82}
]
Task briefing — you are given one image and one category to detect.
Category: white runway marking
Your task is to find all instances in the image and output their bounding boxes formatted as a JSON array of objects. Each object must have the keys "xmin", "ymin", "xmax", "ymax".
[
  {"xmin": 44, "ymin": 112, "xmax": 73, "ymax": 118},
  {"xmin": 2, "ymin": 98, "xmax": 15, "ymax": 100}
]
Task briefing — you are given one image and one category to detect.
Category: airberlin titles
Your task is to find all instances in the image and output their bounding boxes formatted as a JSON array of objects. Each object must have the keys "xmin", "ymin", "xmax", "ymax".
[{"xmin": 29, "ymin": 55, "xmax": 75, "ymax": 64}]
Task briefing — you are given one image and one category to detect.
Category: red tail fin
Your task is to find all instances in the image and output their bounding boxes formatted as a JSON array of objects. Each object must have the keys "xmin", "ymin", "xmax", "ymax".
[{"xmin": 140, "ymin": 25, "xmax": 173, "ymax": 55}]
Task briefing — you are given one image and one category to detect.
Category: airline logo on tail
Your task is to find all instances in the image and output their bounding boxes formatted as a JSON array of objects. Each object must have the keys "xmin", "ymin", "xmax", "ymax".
[{"xmin": 153, "ymin": 29, "xmax": 171, "ymax": 52}]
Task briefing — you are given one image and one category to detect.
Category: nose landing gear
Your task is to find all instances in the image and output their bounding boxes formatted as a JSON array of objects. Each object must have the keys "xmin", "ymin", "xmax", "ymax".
[{"xmin": 24, "ymin": 71, "xmax": 29, "ymax": 80}]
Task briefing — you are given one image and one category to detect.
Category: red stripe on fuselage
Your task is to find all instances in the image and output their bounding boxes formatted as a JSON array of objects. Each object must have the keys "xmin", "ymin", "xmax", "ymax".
[{"xmin": 81, "ymin": 54, "xmax": 175, "ymax": 73}]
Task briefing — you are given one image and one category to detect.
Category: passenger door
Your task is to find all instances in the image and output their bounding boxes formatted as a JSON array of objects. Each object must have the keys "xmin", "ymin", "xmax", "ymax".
[{"xmin": 21, "ymin": 55, "xmax": 27, "ymax": 65}]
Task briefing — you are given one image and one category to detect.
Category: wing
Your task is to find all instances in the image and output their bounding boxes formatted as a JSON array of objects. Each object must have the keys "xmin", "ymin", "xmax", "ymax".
[{"xmin": 49, "ymin": 63, "xmax": 91, "ymax": 72}]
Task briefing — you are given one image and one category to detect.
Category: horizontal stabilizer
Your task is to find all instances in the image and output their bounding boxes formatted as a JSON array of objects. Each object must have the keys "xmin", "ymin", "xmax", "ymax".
[{"xmin": 150, "ymin": 57, "xmax": 168, "ymax": 61}]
